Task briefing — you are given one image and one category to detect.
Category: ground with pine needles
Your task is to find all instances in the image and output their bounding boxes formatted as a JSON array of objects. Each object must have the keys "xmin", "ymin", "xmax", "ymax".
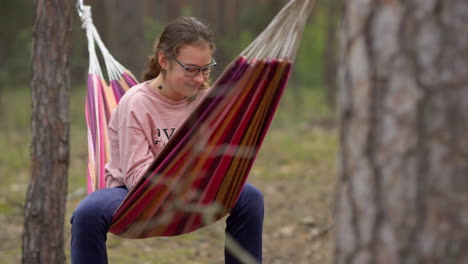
[{"xmin": 0, "ymin": 86, "xmax": 336, "ymax": 263}]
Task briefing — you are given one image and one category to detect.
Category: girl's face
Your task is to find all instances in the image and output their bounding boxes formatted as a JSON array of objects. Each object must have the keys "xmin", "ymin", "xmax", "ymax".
[{"xmin": 159, "ymin": 43, "xmax": 213, "ymax": 101}]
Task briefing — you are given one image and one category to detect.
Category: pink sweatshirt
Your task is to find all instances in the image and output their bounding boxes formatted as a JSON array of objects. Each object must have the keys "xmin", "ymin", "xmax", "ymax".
[{"xmin": 105, "ymin": 81, "xmax": 207, "ymax": 189}]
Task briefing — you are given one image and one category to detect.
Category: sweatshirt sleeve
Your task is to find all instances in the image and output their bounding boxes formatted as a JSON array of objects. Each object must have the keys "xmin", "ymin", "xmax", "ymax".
[{"xmin": 118, "ymin": 115, "xmax": 155, "ymax": 190}]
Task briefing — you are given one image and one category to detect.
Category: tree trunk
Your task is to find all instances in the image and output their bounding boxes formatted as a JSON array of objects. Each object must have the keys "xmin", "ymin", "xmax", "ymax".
[
  {"xmin": 335, "ymin": 1, "xmax": 468, "ymax": 263},
  {"xmin": 144, "ymin": 0, "xmax": 159, "ymax": 20},
  {"xmin": 104, "ymin": 0, "xmax": 145, "ymax": 79},
  {"xmin": 323, "ymin": 0, "xmax": 342, "ymax": 109},
  {"xmin": 22, "ymin": 1, "xmax": 72, "ymax": 263}
]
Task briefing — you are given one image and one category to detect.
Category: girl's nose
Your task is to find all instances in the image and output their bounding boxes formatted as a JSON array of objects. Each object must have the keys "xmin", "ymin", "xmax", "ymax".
[{"xmin": 193, "ymin": 72, "xmax": 205, "ymax": 84}]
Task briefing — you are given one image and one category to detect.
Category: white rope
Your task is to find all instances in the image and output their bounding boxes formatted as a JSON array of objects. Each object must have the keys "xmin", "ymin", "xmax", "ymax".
[
  {"xmin": 78, "ymin": 4, "xmax": 127, "ymax": 82},
  {"xmin": 90, "ymin": 25, "xmax": 127, "ymax": 81},
  {"xmin": 80, "ymin": 5, "xmax": 103, "ymax": 78}
]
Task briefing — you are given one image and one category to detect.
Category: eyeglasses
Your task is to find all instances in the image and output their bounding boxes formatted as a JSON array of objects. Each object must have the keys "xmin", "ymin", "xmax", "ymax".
[{"xmin": 174, "ymin": 57, "xmax": 217, "ymax": 77}]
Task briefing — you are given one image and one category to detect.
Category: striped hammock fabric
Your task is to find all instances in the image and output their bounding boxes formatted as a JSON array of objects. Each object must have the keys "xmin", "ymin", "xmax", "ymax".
[
  {"xmin": 79, "ymin": 0, "xmax": 315, "ymax": 239},
  {"xmin": 80, "ymin": 9, "xmax": 139, "ymax": 192}
]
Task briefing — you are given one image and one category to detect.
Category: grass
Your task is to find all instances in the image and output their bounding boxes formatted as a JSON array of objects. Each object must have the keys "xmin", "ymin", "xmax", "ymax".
[{"xmin": 0, "ymin": 84, "xmax": 337, "ymax": 263}]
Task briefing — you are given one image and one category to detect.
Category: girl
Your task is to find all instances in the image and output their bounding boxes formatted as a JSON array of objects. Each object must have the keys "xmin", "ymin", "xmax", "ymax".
[{"xmin": 71, "ymin": 16, "xmax": 264, "ymax": 264}]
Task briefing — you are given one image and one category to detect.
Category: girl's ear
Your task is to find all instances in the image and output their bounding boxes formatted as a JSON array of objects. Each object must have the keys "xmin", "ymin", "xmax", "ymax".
[{"xmin": 158, "ymin": 51, "xmax": 167, "ymax": 70}]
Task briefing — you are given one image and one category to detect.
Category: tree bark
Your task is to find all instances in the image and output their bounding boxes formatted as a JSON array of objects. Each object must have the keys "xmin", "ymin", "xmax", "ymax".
[
  {"xmin": 336, "ymin": 0, "xmax": 468, "ymax": 263},
  {"xmin": 144, "ymin": 0, "xmax": 159, "ymax": 20},
  {"xmin": 22, "ymin": 0, "xmax": 72, "ymax": 263},
  {"xmin": 103, "ymin": 0, "xmax": 145, "ymax": 79},
  {"xmin": 323, "ymin": 0, "xmax": 342, "ymax": 109}
]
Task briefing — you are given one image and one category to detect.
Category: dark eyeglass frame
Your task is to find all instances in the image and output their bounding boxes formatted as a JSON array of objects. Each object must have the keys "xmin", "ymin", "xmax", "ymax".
[{"xmin": 174, "ymin": 57, "xmax": 217, "ymax": 77}]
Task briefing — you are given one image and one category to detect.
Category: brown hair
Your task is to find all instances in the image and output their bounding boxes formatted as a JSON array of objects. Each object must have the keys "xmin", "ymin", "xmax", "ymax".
[{"xmin": 143, "ymin": 16, "xmax": 215, "ymax": 91}]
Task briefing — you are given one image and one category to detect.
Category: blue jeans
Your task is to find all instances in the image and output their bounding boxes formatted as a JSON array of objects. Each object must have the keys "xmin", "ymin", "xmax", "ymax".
[{"xmin": 71, "ymin": 183, "xmax": 264, "ymax": 264}]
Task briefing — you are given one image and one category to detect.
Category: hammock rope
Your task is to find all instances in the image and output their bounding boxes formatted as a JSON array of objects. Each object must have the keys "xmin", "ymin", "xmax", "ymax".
[{"xmin": 78, "ymin": 0, "xmax": 316, "ymax": 239}]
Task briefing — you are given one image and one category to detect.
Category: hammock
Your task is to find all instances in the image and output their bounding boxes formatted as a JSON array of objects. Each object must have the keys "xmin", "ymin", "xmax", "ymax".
[{"xmin": 78, "ymin": 0, "xmax": 315, "ymax": 239}]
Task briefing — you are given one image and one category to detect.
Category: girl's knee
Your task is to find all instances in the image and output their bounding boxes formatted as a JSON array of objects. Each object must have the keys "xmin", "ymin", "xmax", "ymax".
[
  {"xmin": 243, "ymin": 184, "xmax": 264, "ymax": 205},
  {"xmin": 70, "ymin": 188, "xmax": 126, "ymax": 228},
  {"xmin": 71, "ymin": 200, "xmax": 108, "ymax": 228},
  {"xmin": 239, "ymin": 183, "xmax": 264, "ymax": 217}
]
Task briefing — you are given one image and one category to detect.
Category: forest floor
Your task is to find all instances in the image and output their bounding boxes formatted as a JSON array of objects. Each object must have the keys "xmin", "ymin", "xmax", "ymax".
[{"xmin": 0, "ymin": 88, "xmax": 337, "ymax": 264}]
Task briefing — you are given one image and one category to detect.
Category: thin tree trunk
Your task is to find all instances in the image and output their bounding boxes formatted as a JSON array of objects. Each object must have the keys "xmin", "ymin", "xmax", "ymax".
[
  {"xmin": 104, "ymin": 0, "xmax": 145, "ymax": 79},
  {"xmin": 323, "ymin": 0, "xmax": 341, "ymax": 109},
  {"xmin": 144, "ymin": 0, "xmax": 161, "ymax": 21},
  {"xmin": 22, "ymin": 0, "xmax": 72, "ymax": 263},
  {"xmin": 336, "ymin": 0, "xmax": 468, "ymax": 263},
  {"xmin": 224, "ymin": 0, "xmax": 238, "ymax": 35}
]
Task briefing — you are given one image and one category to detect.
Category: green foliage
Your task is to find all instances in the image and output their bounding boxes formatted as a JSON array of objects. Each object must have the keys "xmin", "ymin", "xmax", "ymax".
[
  {"xmin": 293, "ymin": 10, "xmax": 327, "ymax": 89},
  {"xmin": 238, "ymin": 2, "xmax": 282, "ymax": 34},
  {"xmin": 273, "ymin": 85, "xmax": 332, "ymax": 129},
  {"xmin": 0, "ymin": 1, "xmax": 34, "ymax": 87},
  {"xmin": 233, "ymin": 2, "xmax": 329, "ymax": 90},
  {"xmin": 0, "ymin": 88, "xmax": 31, "ymax": 212},
  {"xmin": 68, "ymin": 86, "xmax": 89, "ymax": 190},
  {"xmin": 238, "ymin": 30, "xmax": 255, "ymax": 52},
  {"xmin": 1, "ymin": 1, "xmax": 335, "ymax": 95},
  {"xmin": 180, "ymin": 6, "xmax": 194, "ymax": 17}
]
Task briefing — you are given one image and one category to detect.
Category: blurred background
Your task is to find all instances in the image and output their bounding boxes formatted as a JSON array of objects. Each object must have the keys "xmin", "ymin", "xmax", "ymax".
[
  {"xmin": 0, "ymin": 0, "xmax": 340, "ymax": 263},
  {"xmin": 1, "ymin": 0, "xmax": 341, "ymax": 120}
]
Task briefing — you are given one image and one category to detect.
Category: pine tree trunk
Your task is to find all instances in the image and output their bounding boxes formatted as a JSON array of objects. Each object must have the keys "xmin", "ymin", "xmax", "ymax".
[
  {"xmin": 323, "ymin": 0, "xmax": 342, "ymax": 109},
  {"xmin": 336, "ymin": 1, "xmax": 468, "ymax": 263},
  {"xmin": 22, "ymin": 1, "xmax": 72, "ymax": 263},
  {"xmin": 104, "ymin": 0, "xmax": 145, "ymax": 78}
]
